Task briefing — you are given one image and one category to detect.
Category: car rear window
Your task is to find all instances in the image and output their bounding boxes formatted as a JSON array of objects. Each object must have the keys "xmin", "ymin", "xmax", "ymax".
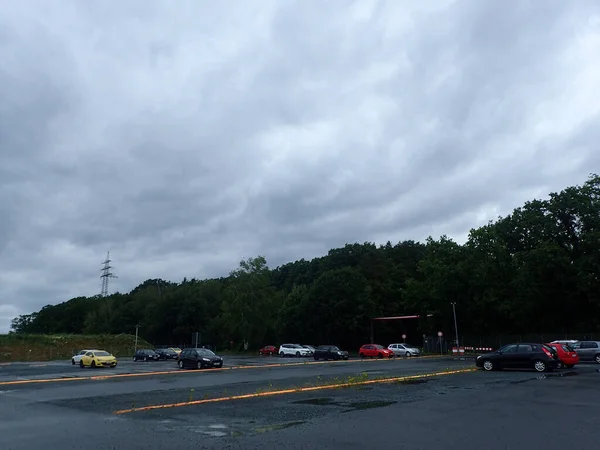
[{"xmin": 562, "ymin": 344, "xmax": 574, "ymax": 352}]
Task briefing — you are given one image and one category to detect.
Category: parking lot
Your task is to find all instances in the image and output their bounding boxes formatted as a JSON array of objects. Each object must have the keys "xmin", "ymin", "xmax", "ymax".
[{"xmin": 1, "ymin": 355, "xmax": 600, "ymax": 449}]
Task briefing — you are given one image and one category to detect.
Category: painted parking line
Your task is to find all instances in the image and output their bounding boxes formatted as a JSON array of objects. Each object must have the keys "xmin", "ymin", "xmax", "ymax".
[
  {"xmin": 113, "ymin": 367, "xmax": 477, "ymax": 415},
  {"xmin": 0, "ymin": 355, "xmax": 449, "ymax": 387}
]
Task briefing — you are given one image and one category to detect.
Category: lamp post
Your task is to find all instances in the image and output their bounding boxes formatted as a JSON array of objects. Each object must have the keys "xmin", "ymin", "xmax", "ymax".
[
  {"xmin": 134, "ymin": 324, "xmax": 140, "ymax": 353},
  {"xmin": 451, "ymin": 302, "xmax": 459, "ymax": 348}
]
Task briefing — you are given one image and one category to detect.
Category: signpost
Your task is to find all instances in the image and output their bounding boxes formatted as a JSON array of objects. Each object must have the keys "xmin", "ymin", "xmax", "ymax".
[{"xmin": 437, "ymin": 331, "xmax": 443, "ymax": 355}]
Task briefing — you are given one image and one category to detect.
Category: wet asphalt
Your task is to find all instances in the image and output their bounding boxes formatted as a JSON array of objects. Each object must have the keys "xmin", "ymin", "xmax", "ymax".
[{"xmin": 1, "ymin": 355, "xmax": 599, "ymax": 450}]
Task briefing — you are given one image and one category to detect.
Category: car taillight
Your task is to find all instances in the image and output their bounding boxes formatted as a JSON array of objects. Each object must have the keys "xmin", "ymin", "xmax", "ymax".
[{"xmin": 542, "ymin": 348, "xmax": 554, "ymax": 358}]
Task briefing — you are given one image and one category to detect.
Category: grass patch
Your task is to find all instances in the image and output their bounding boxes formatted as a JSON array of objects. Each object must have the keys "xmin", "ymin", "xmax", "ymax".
[{"xmin": 0, "ymin": 333, "xmax": 152, "ymax": 362}]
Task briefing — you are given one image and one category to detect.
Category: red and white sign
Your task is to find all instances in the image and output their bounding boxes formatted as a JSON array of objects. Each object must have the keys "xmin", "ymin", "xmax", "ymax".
[
  {"xmin": 437, "ymin": 331, "xmax": 443, "ymax": 337},
  {"xmin": 402, "ymin": 334, "xmax": 407, "ymax": 340}
]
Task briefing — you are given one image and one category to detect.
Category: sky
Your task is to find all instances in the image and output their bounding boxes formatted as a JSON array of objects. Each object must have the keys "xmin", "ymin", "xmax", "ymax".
[{"xmin": 1, "ymin": 0, "xmax": 599, "ymax": 333}]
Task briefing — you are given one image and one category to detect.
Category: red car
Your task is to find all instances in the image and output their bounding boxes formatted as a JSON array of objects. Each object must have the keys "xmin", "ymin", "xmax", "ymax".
[
  {"xmin": 547, "ymin": 342, "xmax": 579, "ymax": 369},
  {"xmin": 259, "ymin": 345, "xmax": 278, "ymax": 356},
  {"xmin": 359, "ymin": 344, "xmax": 394, "ymax": 359}
]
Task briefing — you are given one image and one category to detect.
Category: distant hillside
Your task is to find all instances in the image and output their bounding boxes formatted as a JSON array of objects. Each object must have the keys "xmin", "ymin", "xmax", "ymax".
[
  {"xmin": 8, "ymin": 174, "xmax": 600, "ymax": 350},
  {"xmin": 0, "ymin": 333, "xmax": 151, "ymax": 362}
]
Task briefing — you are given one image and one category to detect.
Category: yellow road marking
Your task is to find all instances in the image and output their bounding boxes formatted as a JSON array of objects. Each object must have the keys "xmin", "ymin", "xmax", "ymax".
[
  {"xmin": 113, "ymin": 368, "xmax": 477, "ymax": 415},
  {"xmin": 0, "ymin": 355, "xmax": 450, "ymax": 387}
]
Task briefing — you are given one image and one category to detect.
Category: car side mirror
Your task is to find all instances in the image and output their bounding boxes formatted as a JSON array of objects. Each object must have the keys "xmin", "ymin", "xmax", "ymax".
[{"xmin": 496, "ymin": 350, "xmax": 502, "ymax": 354}]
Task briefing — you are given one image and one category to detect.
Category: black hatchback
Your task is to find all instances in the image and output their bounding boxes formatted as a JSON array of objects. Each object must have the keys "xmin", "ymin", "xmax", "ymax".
[
  {"xmin": 133, "ymin": 349, "xmax": 160, "ymax": 362},
  {"xmin": 476, "ymin": 343, "xmax": 560, "ymax": 372},
  {"xmin": 178, "ymin": 348, "xmax": 224, "ymax": 370},
  {"xmin": 313, "ymin": 345, "xmax": 350, "ymax": 361},
  {"xmin": 155, "ymin": 348, "xmax": 178, "ymax": 360}
]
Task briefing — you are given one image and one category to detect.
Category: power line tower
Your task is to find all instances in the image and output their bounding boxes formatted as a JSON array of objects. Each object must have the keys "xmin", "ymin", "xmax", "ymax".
[{"xmin": 100, "ymin": 251, "xmax": 117, "ymax": 297}]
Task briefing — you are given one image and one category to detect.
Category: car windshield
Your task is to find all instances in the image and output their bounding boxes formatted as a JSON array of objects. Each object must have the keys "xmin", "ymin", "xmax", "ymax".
[
  {"xmin": 94, "ymin": 351, "xmax": 110, "ymax": 356},
  {"xmin": 330, "ymin": 346, "xmax": 340, "ymax": 351},
  {"xmin": 197, "ymin": 349, "xmax": 215, "ymax": 356}
]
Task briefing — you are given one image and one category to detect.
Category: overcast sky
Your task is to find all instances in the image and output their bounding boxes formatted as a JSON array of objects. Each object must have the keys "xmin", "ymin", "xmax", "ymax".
[{"xmin": 1, "ymin": 1, "xmax": 599, "ymax": 333}]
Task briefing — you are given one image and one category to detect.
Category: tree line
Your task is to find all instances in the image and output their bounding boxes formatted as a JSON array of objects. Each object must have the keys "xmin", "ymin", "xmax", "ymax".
[{"xmin": 11, "ymin": 175, "xmax": 600, "ymax": 350}]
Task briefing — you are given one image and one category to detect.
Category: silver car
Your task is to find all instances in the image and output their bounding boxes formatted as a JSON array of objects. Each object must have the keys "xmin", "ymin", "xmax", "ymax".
[
  {"xmin": 570, "ymin": 341, "xmax": 600, "ymax": 364},
  {"xmin": 388, "ymin": 343, "xmax": 420, "ymax": 357}
]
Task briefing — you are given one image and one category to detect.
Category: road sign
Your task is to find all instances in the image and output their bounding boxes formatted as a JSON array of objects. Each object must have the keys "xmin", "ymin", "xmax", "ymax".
[
  {"xmin": 402, "ymin": 334, "xmax": 407, "ymax": 339},
  {"xmin": 437, "ymin": 331, "xmax": 443, "ymax": 337}
]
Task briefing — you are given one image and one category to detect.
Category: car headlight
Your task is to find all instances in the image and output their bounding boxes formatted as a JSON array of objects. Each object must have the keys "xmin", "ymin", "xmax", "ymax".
[
  {"xmin": 202, "ymin": 358, "xmax": 210, "ymax": 362},
  {"xmin": 337, "ymin": 351, "xmax": 343, "ymax": 355}
]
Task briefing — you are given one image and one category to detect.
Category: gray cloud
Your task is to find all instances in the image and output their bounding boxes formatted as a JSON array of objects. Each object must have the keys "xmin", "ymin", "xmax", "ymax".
[{"xmin": 1, "ymin": 0, "xmax": 599, "ymax": 332}]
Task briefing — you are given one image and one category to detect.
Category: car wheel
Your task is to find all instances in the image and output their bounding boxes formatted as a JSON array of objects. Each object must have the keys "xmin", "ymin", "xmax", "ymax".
[
  {"xmin": 269, "ymin": 352, "xmax": 273, "ymax": 356},
  {"xmin": 378, "ymin": 353, "xmax": 383, "ymax": 359},
  {"xmin": 91, "ymin": 361, "xmax": 96, "ymax": 368},
  {"xmin": 143, "ymin": 356, "xmax": 148, "ymax": 362},
  {"xmin": 564, "ymin": 364, "xmax": 574, "ymax": 369},
  {"xmin": 178, "ymin": 360, "xmax": 184, "ymax": 369},
  {"xmin": 405, "ymin": 352, "xmax": 411, "ymax": 357},
  {"xmin": 314, "ymin": 356, "xmax": 319, "ymax": 361},
  {"xmin": 79, "ymin": 361, "xmax": 85, "ymax": 369},
  {"xmin": 595, "ymin": 354, "xmax": 600, "ymax": 364},
  {"xmin": 196, "ymin": 361, "xmax": 202, "ymax": 370},
  {"xmin": 133, "ymin": 356, "xmax": 137, "ymax": 362},
  {"xmin": 359, "ymin": 353, "xmax": 365, "ymax": 358},
  {"xmin": 71, "ymin": 359, "xmax": 75, "ymax": 365},
  {"xmin": 482, "ymin": 360, "xmax": 494, "ymax": 371},
  {"xmin": 295, "ymin": 351, "xmax": 300, "ymax": 357},
  {"xmin": 533, "ymin": 360, "xmax": 547, "ymax": 372}
]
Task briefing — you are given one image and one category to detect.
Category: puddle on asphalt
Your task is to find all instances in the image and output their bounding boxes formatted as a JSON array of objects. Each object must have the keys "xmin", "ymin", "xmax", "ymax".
[
  {"xmin": 253, "ymin": 421, "xmax": 306, "ymax": 434},
  {"xmin": 345, "ymin": 400, "xmax": 396, "ymax": 410},
  {"xmin": 201, "ymin": 430, "xmax": 228, "ymax": 437}
]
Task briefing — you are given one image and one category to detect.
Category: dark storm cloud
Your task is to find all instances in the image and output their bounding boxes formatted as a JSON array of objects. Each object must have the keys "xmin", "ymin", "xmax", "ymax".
[{"xmin": 0, "ymin": 0, "xmax": 599, "ymax": 332}]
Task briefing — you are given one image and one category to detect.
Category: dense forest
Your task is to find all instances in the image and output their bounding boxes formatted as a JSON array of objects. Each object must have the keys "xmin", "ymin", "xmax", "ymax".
[{"xmin": 10, "ymin": 175, "xmax": 600, "ymax": 351}]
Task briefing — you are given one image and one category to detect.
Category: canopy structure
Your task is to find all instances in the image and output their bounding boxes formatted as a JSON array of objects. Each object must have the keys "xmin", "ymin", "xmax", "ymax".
[{"xmin": 370, "ymin": 314, "xmax": 433, "ymax": 343}]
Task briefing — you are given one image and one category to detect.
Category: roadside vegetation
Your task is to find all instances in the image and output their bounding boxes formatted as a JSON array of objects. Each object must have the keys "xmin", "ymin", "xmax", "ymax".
[
  {"xmin": 8, "ymin": 174, "xmax": 600, "ymax": 353},
  {"xmin": 0, "ymin": 333, "xmax": 151, "ymax": 362}
]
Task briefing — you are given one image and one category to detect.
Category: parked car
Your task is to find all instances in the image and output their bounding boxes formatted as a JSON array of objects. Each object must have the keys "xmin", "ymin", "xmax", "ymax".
[
  {"xmin": 359, "ymin": 344, "xmax": 394, "ymax": 359},
  {"xmin": 71, "ymin": 349, "xmax": 100, "ymax": 365},
  {"xmin": 313, "ymin": 345, "xmax": 349, "ymax": 361},
  {"xmin": 169, "ymin": 347, "xmax": 182, "ymax": 356},
  {"xmin": 79, "ymin": 350, "xmax": 117, "ymax": 368},
  {"xmin": 546, "ymin": 342, "xmax": 579, "ymax": 369},
  {"xmin": 300, "ymin": 345, "xmax": 315, "ymax": 356},
  {"xmin": 154, "ymin": 348, "xmax": 178, "ymax": 360},
  {"xmin": 570, "ymin": 341, "xmax": 600, "ymax": 364},
  {"xmin": 475, "ymin": 343, "xmax": 560, "ymax": 372},
  {"xmin": 259, "ymin": 345, "xmax": 278, "ymax": 356},
  {"xmin": 279, "ymin": 344, "xmax": 310, "ymax": 357},
  {"xmin": 133, "ymin": 349, "xmax": 160, "ymax": 362},
  {"xmin": 178, "ymin": 348, "xmax": 224, "ymax": 370},
  {"xmin": 388, "ymin": 343, "xmax": 421, "ymax": 357}
]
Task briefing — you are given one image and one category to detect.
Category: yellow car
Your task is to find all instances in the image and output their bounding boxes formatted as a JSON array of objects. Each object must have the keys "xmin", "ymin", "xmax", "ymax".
[
  {"xmin": 79, "ymin": 350, "xmax": 118, "ymax": 368},
  {"xmin": 169, "ymin": 347, "xmax": 182, "ymax": 355}
]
